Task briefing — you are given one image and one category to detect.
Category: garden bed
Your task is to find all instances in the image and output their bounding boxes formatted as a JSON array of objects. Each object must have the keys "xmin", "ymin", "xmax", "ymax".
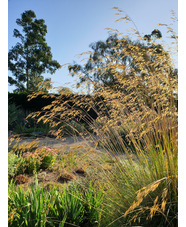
[{"xmin": 14, "ymin": 167, "xmax": 87, "ymax": 188}]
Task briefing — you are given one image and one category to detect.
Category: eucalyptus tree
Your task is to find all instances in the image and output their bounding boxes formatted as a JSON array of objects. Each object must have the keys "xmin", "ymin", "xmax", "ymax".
[
  {"xmin": 8, "ymin": 10, "xmax": 60, "ymax": 93},
  {"xmin": 68, "ymin": 31, "xmax": 177, "ymax": 108},
  {"xmin": 68, "ymin": 30, "xmax": 177, "ymax": 90}
]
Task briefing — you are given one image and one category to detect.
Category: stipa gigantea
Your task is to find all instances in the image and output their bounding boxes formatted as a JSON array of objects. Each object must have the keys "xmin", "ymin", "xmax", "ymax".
[{"xmin": 26, "ymin": 10, "xmax": 177, "ymax": 226}]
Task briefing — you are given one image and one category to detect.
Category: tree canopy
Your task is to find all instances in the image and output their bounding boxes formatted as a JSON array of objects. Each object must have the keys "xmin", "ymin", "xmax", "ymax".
[
  {"xmin": 8, "ymin": 10, "xmax": 60, "ymax": 93},
  {"xmin": 68, "ymin": 31, "xmax": 177, "ymax": 109},
  {"xmin": 68, "ymin": 30, "xmax": 177, "ymax": 90}
]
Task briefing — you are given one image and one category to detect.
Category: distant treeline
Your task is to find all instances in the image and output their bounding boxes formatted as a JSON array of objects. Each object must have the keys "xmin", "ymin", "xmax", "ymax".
[
  {"xmin": 8, "ymin": 93, "xmax": 99, "ymax": 121},
  {"xmin": 8, "ymin": 92, "xmax": 177, "ymax": 123}
]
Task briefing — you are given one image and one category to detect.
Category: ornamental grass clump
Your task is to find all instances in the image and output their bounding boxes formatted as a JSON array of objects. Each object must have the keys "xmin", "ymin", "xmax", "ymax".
[{"xmin": 27, "ymin": 9, "xmax": 177, "ymax": 226}]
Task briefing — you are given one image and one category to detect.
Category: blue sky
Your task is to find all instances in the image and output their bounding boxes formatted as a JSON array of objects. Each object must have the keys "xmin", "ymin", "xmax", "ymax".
[{"xmin": 8, "ymin": 0, "xmax": 178, "ymax": 93}]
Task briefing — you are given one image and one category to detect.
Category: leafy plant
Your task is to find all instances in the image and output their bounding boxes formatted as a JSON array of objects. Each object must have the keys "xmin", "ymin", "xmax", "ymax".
[
  {"xmin": 8, "ymin": 152, "xmax": 22, "ymax": 179},
  {"xmin": 8, "ymin": 181, "xmax": 104, "ymax": 226},
  {"xmin": 19, "ymin": 146, "xmax": 58, "ymax": 174},
  {"xmin": 9, "ymin": 139, "xmax": 58, "ymax": 175}
]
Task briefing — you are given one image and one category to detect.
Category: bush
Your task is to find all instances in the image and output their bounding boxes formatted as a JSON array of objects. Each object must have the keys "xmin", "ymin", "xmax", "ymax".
[
  {"xmin": 8, "ymin": 152, "xmax": 22, "ymax": 179},
  {"xmin": 18, "ymin": 146, "xmax": 58, "ymax": 174},
  {"xmin": 19, "ymin": 156, "xmax": 40, "ymax": 174},
  {"xmin": 9, "ymin": 140, "xmax": 58, "ymax": 175},
  {"xmin": 8, "ymin": 103, "xmax": 24, "ymax": 130}
]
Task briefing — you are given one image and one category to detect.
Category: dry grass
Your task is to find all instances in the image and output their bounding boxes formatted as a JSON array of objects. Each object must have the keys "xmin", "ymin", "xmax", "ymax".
[{"xmin": 9, "ymin": 9, "xmax": 178, "ymax": 226}]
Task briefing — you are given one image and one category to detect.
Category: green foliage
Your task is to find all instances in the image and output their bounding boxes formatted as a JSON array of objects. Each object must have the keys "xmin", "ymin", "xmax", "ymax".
[
  {"xmin": 9, "ymin": 142, "xmax": 58, "ymax": 175},
  {"xmin": 8, "ymin": 10, "xmax": 60, "ymax": 93},
  {"xmin": 14, "ymin": 126, "xmax": 50, "ymax": 136},
  {"xmin": 81, "ymin": 181, "xmax": 104, "ymax": 225},
  {"xmin": 8, "ymin": 153, "xmax": 22, "ymax": 179},
  {"xmin": 8, "ymin": 93, "xmax": 56, "ymax": 112},
  {"xmin": 8, "ymin": 103, "xmax": 18, "ymax": 128},
  {"xmin": 14, "ymin": 124, "xmax": 25, "ymax": 134},
  {"xmin": 8, "ymin": 181, "xmax": 104, "ymax": 226},
  {"xmin": 59, "ymin": 121, "xmax": 89, "ymax": 136},
  {"xmin": 56, "ymin": 86, "xmax": 74, "ymax": 95},
  {"xmin": 9, "ymin": 181, "xmax": 50, "ymax": 227},
  {"xmin": 20, "ymin": 147, "xmax": 57, "ymax": 174},
  {"xmin": 103, "ymin": 150, "xmax": 177, "ymax": 226},
  {"xmin": 19, "ymin": 156, "xmax": 40, "ymax": 174},
  {"xmin": 8, "ymin": 103, "xmax": 24, "ymax": 130},
  {"xmin": 68, "ymin": 32, "xmax": 176, "ymax": 92},
  {"xmin": 39, "ymin": 147, "xmax": 57, "ymax": 170}
]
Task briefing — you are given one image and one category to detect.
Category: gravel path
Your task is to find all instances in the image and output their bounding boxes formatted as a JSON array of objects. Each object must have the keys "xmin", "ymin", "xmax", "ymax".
[
  {"xmin": 8, "ymin": 134, "xmax": 137, "ymax": 162},
  {"xmin": 8, "ymin": 135, "xmax": 97, "ymax": 150}
]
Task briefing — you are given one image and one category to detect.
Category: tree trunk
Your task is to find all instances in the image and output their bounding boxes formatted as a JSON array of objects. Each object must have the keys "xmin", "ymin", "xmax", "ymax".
[{"xmin": 26, "ymin": 47, "xmax": 29, "ymax": 92}]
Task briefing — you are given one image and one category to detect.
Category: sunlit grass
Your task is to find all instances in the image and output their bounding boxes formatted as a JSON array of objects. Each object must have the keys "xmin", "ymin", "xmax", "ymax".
[{"xmin": 9, "ymin": 9, "xmax": 177, "ymax": 226}]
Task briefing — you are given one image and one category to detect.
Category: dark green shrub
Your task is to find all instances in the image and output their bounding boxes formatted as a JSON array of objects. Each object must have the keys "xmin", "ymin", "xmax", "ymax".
[
  {"xmin": 8, "ymin": 152, "xmax": 22, "ymax": 179},
  {"xmin": 8, "ymin": 103, "xmax": 24, "ymax": 130},
  {"xmin": 40, "ymin": 154, "xmax": 53, "ymax": 170},
  {"xmin": 20, "ymin": 157, "xmax": 40, "ymax": 174},
  {"xmin": 14, "ymin": 126, "xmax": 50, "ymax": 136}
]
